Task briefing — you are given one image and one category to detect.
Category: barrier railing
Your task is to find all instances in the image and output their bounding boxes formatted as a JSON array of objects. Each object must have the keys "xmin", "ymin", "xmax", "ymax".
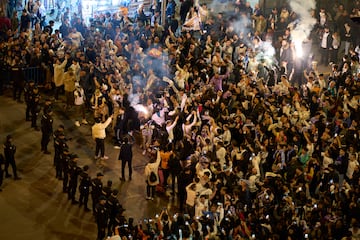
[{"xmin": 22, "ymin": 67, "xmax": 45, "ymax": 85}]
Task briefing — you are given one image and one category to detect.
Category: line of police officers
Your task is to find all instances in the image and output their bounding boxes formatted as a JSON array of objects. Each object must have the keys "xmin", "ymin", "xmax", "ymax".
[
  {"xmin": 22, "ymin": 80, "xmax": 127, "ymax": 239},
  {"xmin": 53, "ymin": 126, "xmax": 127, "ymax": 240}
]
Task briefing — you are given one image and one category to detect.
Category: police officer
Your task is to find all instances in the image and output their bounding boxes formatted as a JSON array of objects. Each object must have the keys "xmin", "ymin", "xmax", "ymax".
[
  {"xmin": 62, "ymin": 147, "xmax": 70, "ymax": 193},
  {"xmin": 67, "ymin": 154, "xmax": 82, "ymax": 204},
  {"xmin": 43, "ymin": 98, "xmax": 53, "ymax": 115},
  {"xmin": 12, "ymin": 59, "xmax": 25, "ymax": 102},
  {"xmin": 91, "ymin": 172, "xmax": 104, "ymax": 213},
  {"xmin": 30, "ymin": 87, "xmax": 41, "ymax": 131},
  {"xmin": 95, "ymin": 195, "xmax": 109, "ymax": 240},
  {"xmin": 78, "ymin": 165, "xmax": 91, "ymax": 211},
  {"xmin": 55, "ymin": 132, "xmax": 67, "ymax": 179},
  {"xmin": 114, "ymin": 207, "xmax": 127, "ymax": 230},
  {"xmin": 41, "ymin": 109, "xmax": 53, "ymax": 154},
  {"xmin": 102, "ymin": 180, "xmax": 113, "ymax": 199},
  {"xmin": 3, "ymin": 135, "xmax": 20, "ymax": 180},
  {"xmin": 24, "ymin": 80, "xmax": 35, "ymax": 121},
  {"xmin": 107, "ymin": 189, "xmax": 123, "ymax": 236},
  {"xmin": 53, "ymin": 125, "xmax": 65, "ymax": 168}
]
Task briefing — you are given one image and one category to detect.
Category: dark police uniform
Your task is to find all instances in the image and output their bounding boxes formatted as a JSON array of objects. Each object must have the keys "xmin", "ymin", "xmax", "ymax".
[
  {"xmin": 12, "ymin": 62, "xmax": 25, "ymax": 102},
  {"xmin": 102, "ymin": 180, "xmax": 113, "ymax": 199},
  {"xmin": 30, "ymin": 88, "xmax": 41, "ymax": 130},
  {"xmin": 91, "ymin": 173, "xmax": 104, "ymax": 212},
  {"xmin": 24, "ymin": 81, "xmax": 35, "ymax": 121},
  {"xmin": 107, "ymin": 190, "xmax": 123, "ymax": 236},
  {"xmin": 95, "ymin": 196, "xmax": 109, "ymax": 240},
  {"xmin": 67, "ymin": 155, "xmax": 82, "ymax": 203},
  {"xmin": 42, "ymin": 99, "xmax": 53, "ymax": 115},
  {"xmin": 78, "ymin": 166, "xmax": 91, "ymax": 211},
  {"xmin": 55, "ymin": 133, "xmax": 67, "ymax": 179},
  {"xmin": 40, "ymin": 110, "xmax": 53, "ymax": 154},
  {"xmin": 53, "ymin": 128, "xmax": 63, "ymax": 167},
  {"xmin": 61, "ymin": 147, "xmax": 70, "ymax": 193},
  {"xmin": 3, "ymin": 135, "xmax": 19, "ymax": 179}
]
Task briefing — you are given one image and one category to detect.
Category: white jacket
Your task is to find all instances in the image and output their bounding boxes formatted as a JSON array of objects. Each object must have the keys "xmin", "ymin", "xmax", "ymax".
[
  {"xmin": 145, "ymin": 150, "xmax": 161, "ymax": 186},
  {"xmin": 53, "ymin": 59, "xmax": 67, "ymax": 87},
  {"xmin": 92, "ymin": 117, "xmax": 112, "ymax": 139}
]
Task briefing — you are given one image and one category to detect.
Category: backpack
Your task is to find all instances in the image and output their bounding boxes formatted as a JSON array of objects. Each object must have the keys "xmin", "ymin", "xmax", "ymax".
[{"xmin": 149, "ymin": 171, "xmax": 157, "ymax": 183}]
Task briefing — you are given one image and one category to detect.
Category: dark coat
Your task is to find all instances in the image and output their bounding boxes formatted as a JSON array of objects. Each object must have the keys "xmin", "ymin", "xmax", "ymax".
[{"xmin": 118, "ymin": 142, "xmax": 132, "ymax": 162}]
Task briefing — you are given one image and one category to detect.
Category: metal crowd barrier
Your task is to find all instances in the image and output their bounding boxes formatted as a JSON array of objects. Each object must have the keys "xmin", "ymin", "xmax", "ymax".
[{"xmin": 22, "ymin": 67, "xmax": 44, "ymax": 85}]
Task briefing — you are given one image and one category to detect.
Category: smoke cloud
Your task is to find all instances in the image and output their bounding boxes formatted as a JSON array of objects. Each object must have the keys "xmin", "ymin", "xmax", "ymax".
[{"xmin": 289, "ymin": 0, "xmax": 317, "ymax": 56}]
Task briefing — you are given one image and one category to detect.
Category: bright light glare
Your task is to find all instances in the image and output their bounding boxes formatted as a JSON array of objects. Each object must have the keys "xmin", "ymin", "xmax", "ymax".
[
  {"xmin": 294, "ymin": 41, "xmax": 303, "ymax": 58},
  {"xmin": 133, "ymin": 104, "xmax": 149, "ymax": 118}
]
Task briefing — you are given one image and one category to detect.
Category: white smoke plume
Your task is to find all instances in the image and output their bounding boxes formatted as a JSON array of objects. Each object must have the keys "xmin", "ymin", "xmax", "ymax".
[{"xmin": 289, "ymin": 0, "xmax": 317, "ymax": 57}]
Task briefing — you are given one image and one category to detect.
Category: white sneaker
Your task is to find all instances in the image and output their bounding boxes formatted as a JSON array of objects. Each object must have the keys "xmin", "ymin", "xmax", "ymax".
[
  {"xmin": 114, "ymin": 146, "xmax": 121, "ymax": 149},
  {"xmin": 142, "ymin": 150, "xmax": 146, "ymax": 155},
  {"xmin": 75, "ymin": 121, "xmax": 80, "ymax": 127},
  {"xmin": 146, "ymin": 196, "xmax": 151, "ymax": 200},
  {"xmin": 101, "ymin": 156, "xmax": 109, "ymax": 160},
  {"xmin": 82, "ymin": 119, "xmax": 88, "ymax": 125}
]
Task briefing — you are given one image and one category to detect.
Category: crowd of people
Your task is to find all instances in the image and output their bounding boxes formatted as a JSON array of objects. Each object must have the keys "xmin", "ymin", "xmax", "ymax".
[{"xmin": 1, "ymin": 0, "xmax": 360, "ymax": 239}]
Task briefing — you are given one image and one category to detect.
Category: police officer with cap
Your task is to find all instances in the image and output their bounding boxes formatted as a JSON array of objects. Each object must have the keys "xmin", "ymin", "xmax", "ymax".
[
  {"xmin": 41, "ymin": 109, "xmax": 53, "ymax": 154},
  {"xmin": 78, "ymin": 165, "xmax": 91, "ymax": 211},
  {"xmin": 102, "ymin": 180, "xmax": 113, "ymax": 199},
  {"xmin": 3, "ymin": 135, "xmax": 20, "ymax": 180},
  {"xmin": 43, "ymin": 98, "xmax": 53, "ymax": 115},
  {"xmin": 30, "ymin": 87, "xmax": 41, "ymax": 131},
  {"xmin": 91, "ymin": 172, "xmax": 104, "ymax": 213},
  {"xmin": 53, "ymin": 125, "xmax": 65, "ymax": 171},
  {"xmin": 24, "ymin": 80, "xmax": 35, "ymax": 121},
  {"xmin": 107, "ymin": 189, "xmax": 123, "ymax": 236},
  {"xmin": 95, "ymin": 195, "xmax": 109, "ymax": 240},
  {"xmin": 61, "ymin": 147, "xmax": 71, "ymax": 192},
  {"xmin": 55, "ymin": 131, "xmax": 67, "ymax": 179},
  {"xmin": 68, "ymin": 154, "xmax": 82, "ymax": 204}
]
